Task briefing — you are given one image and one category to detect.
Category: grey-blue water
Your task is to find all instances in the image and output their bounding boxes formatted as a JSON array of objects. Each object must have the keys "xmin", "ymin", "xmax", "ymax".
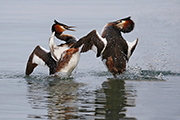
[{"xmin": 0, "ymin": 0, "xmax": 180, "ymax": 120}]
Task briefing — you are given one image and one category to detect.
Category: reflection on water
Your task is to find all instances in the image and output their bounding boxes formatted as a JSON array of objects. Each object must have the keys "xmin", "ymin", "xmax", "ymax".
[
  {"xmin": 25, "ymin": 76, "xmax": 137, "ymax": 119},
  {"xmin": 95, "ymin": 79, "xmax": 136, "ymax": 120},
  {"xmin": 26, "ymin": 76, "xmax": 82, "ymax": 119}
]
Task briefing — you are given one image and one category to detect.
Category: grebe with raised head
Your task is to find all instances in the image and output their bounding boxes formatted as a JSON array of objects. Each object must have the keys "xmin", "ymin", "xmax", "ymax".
[
  {"xmin": 25, "ymin": 20, "xmax": 80, "ymax": 77},
  {"xmin": 73, "ymin": 16, "xmax": 138, "ymax": 78}
]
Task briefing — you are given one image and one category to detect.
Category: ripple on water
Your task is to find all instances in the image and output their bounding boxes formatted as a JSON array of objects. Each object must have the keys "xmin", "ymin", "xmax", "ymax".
[
  {"xmin": 1, "ymin": 67, "xmax": 179, "ymax": 119},
  {"xmin": 0, "ymin": 65, "xmax": 180, "ymax": 82},
  {"xmin": 25, "ymin": 75, "xmax": 85, "ymax": 120},
  {"xmin": 0, "ymin": 71, "xmax": 25, "ymax": 80},
  {"xmin": 86, "ymin": 65, "xmax": 180, "ymax": 81}
]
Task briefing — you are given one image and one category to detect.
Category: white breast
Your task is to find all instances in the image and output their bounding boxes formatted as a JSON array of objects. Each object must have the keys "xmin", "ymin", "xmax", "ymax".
[
  {"xmin": 53, "ymin": 45, "xmax": 69, "ymax": 60},
  {"xmin": 60, "ymin": 51, "xmax": 80, "ymax": 73}
]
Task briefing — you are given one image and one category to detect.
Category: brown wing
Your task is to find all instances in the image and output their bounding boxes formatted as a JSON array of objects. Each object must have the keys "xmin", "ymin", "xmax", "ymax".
[
  {"xmin": 126, "ymin": 38, "xmax": 138, "ymax": 61},
  {"xmin": 72, "ymin": 30, "xmax": 107, "ymax": 57},
  {"xmin": 25, "ymin": 45, "xmax": 57, "ymax": 75}
]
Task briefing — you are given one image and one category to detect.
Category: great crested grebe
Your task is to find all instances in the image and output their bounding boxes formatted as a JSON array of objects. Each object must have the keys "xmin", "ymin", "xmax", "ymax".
[
  {"xmin": 25, "ymin": 20, "xmax": 80, "ymax": 76},
  {"xmin": 72, "ymin": 16, "xmax": 138, "ymax": 78}
]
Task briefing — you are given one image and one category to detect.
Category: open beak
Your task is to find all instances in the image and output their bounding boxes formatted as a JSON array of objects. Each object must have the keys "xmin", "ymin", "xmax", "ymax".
[{"xmin": 66, "ymin": 26, "xmax": 76, "ymax": 31}]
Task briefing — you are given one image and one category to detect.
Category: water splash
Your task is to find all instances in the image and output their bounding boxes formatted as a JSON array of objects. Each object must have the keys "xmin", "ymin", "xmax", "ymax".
[
  {"xmin": 1, "ymin": 66, "xmax": 180, "ymax": 82},
  {"xmin": 24, "ymin": 73, "xmax": 74, "ymax": 86},
  {"xmin": 86, "ymin": 65, "xmax": 180, "ymax": 80},
  {"xmin": 118, "ymin": 65, "xmax": 180, "ymax": 80}
]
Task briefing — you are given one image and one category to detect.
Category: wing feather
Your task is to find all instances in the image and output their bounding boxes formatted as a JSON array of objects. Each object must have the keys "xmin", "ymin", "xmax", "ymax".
[
  {"xmin": 126, "ymin": 38, "xmax": 138, "ymax": 61},
  {"xmin": 73, "ymin": 30, "xmax": 107, "ymax": 57},
  {"xmin": 25, "ymin": 45, "xmax": 57, "ymax": 75}
]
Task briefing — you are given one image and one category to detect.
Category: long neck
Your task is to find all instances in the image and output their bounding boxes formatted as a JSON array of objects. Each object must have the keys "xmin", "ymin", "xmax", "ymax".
[{"xmin": 55, "ymin": 33, "xmax": 77, "ymax": 44}]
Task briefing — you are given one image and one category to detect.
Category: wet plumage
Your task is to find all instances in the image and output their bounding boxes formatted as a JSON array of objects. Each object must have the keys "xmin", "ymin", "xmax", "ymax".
[
  {"xmin": 25, "ymin": 20, "xmax": 80, "ymax": 76},
  {"xmin": 73, "ymin": 16, "xmax": 138, "ymax": 77}
]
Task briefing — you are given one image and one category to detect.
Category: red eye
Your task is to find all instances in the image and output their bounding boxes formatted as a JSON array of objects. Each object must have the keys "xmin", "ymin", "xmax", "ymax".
[{"xmin": 64, "ymin": 26, "xmax": 68, "ymax": 29}]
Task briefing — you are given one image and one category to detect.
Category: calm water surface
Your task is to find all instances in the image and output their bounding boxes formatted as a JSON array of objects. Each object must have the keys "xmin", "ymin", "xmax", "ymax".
[{"xmin": 0, "ymin": 0, "xmax": 180, "ymax": 120}]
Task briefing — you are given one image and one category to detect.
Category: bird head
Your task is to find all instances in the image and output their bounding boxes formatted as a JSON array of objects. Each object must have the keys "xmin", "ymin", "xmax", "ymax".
[
  {"xmin": 113, "ymin": 16, "xmax": 134, "ymax": 33},
  {"xmin": 51, "ymin": 20, "xmax": 75, "ymax": 34}
]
